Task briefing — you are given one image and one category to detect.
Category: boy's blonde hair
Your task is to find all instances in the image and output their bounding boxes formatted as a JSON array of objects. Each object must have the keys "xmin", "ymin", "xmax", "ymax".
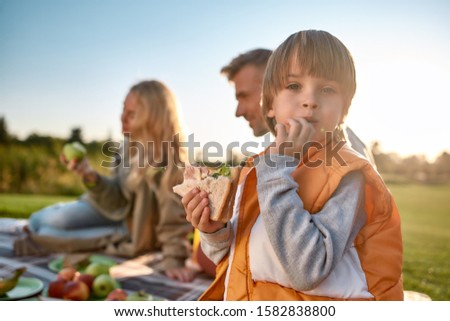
[{"xmin": 262, "ymin": 30, "xmax": 356, "ymax": 135}]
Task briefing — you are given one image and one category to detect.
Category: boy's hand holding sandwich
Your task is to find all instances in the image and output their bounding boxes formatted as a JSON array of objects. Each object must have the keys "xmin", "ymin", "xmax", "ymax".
[
  {"xmin": 181, "ymin": 188, "xmax": 225, "ymax": 233},
  {"xmin": 174, "ymin": 165, "xmax": 241, "ymax": 233}
]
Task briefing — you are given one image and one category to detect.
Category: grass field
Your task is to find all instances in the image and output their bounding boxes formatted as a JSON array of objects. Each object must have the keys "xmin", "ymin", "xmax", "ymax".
[
  {"xmin": 0, "ymin": 184, "xmax": 449, "ymax": 300},
  {"xmin": 0, "ymin": 194, "xmax": 76, "ymax": 218},
  {"xmin": 389, "ymin": 184, "xmax": 450, "ymax": 301}
]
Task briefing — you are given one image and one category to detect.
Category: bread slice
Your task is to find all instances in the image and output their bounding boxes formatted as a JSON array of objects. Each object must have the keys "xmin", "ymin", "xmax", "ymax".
[
  {"xmin": 217, "ymin": 166, "xmax": 241, "ymax": 223},
  {"xmin": 173, "ymin": 166, "xmax": 241, "ymax": 223}
]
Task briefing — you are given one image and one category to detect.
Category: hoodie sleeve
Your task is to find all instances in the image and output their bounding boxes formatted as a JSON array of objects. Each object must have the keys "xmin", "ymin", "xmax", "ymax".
[
  {"xmin": 82, "ymin": 169, "xmax": 132, "ymax": 222},
  {"xmin": 255, "ymin": 154, "xmax": 366, "ymax": 291},
  {"xmin": 199, "ymin": 224, "xmax": 232, "ymax": 265}
]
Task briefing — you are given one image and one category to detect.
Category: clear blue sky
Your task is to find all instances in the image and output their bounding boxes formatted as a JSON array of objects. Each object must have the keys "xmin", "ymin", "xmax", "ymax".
[{"xmin": 1, "ymin": 0, "xmax": 449, "ymax": 160}]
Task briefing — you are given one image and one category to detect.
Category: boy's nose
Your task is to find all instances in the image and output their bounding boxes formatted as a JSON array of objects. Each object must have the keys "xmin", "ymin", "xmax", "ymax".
[
  {"xmin": 300, "ymin": 97, "xmax": 318, "ymax": 115},
  {"xmin": 302, "ymin": 101, "xmax": 318, "ymax": 110},
  {"xmin": 301, "ymin": 90, "xmax": 318, "ymax": 110},
  {"xmin": 302, "ymin": 102, "xmax": 318, "ymax": 109}
]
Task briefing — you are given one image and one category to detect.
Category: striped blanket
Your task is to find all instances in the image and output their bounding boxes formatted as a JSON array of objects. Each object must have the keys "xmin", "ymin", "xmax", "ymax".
[
  {"xmin": 0, "ymin": 219, "xmax": 212, "ymax": 301},
  {"xmin": 0, "ymin": 219, "xmax": 431, "ymax": 301}
]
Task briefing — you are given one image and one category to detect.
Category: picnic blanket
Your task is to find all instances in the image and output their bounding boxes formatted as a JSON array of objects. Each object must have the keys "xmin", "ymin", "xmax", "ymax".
[
  {"xmin": 0, "ymin": 219, "xmax": 431, "ymax": 301},
  {"xmin": 0, "ymin": 219, "xmax": 212, "ymax": 301}
]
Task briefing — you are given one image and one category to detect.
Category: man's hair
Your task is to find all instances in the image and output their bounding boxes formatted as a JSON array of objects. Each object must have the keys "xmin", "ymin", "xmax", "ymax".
[
  {"xmin": 262, "ymin": 30, "xmax": 357, "ymax": 134},
  {"xmin": 221, "ymin": 48, "xmax": 272, "ymax": 80}
]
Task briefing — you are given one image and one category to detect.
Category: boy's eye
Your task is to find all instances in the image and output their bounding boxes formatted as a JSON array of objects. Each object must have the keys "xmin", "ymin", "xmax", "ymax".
[
  {"xmin": 321, "ymin": 87, "xmax": 336, "ymax": 94},
  {"xmin": 286, "ymin": 83, "xmax": 300, "ymax": 90}
]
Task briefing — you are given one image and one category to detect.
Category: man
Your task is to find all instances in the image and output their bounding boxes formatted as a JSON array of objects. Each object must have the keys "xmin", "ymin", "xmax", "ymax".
[
  {"xmin": 221, "ymin": 48, "xmax": 375, "ymax": 164},
  {"xmin": 221, "ymin": 49, "xmax": 271, "ymax": 137}
]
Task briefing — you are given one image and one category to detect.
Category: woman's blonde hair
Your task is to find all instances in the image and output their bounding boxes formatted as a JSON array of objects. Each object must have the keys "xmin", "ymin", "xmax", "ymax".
[
  {"xmin": 126, "ymin": 80, "xmax": 185, "ymax": 194},
  {"xmin": 262, "ymin": 30, "xmax": 356, "ymax": 135}
]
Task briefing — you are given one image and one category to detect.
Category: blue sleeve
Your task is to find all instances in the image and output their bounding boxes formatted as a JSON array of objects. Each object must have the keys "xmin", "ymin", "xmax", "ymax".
[{"xmin": 255, "ymin": 154, "xmax": 366, "ymax": 290}]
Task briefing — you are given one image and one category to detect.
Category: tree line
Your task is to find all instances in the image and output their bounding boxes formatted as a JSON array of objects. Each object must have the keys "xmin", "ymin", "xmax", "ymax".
[
  {"xmin": 0, "ymin": 116, "xmax": 449, "ymax": 195},
  {"xmin": 0, "ymin": 117, "xmax": 108, "ymax": 195},
  {"xmin": 372, "ymin": 142, "xmax": 450, "ymax": 184}
]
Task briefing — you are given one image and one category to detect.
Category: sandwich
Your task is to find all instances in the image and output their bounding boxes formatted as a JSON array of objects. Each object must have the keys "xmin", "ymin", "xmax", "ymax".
[{"xmin": 173, "ymin": 164, "xmax": 242, "ymax": 223}]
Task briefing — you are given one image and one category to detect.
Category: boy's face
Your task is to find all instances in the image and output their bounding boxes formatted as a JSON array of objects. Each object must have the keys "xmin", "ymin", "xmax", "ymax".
[{"xmin": 267, "ymin": 67, "xmax": 345, "ymax": 143}]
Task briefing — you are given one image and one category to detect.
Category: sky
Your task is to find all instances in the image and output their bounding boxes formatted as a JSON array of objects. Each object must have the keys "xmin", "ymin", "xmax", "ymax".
[{"xmin": 1, "ymin": 0, "xmax": 449, "ymax": 161}]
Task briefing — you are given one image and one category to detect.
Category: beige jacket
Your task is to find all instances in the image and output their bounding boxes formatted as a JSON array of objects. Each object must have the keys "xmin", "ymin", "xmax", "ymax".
[
  {"xmin": 15, "ymin": 155, "xmax": 192, "ymax": 271},
  {"xmin": 83, "ymin": 163, "xmax": 192, "ymax": 270}
]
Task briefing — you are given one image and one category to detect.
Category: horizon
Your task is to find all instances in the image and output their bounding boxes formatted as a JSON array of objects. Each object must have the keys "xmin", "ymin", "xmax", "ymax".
[
  {"xmin": 1, "ymin": 0, "xmax": 449, "ymax": 162},
  {"xmin": 3, "ymin": 126, "xmax": 448, "ymax": 164}
]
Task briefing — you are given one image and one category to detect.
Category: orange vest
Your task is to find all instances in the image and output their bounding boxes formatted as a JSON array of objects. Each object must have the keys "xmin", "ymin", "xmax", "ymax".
[{"xmin": 200, "ymin": 144, "xmax": 403, "ymax": 301}]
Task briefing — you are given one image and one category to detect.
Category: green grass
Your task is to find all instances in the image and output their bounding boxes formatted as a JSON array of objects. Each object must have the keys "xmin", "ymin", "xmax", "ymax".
[
  {"xmin": 0, "ymin": 193, "xmax": 77, "ymax": 218},
  {"xmin": 0, "ymin": 184, "xmax": 449, "ymax": 300},
  {"xmin": 388, "ymin": 183, "xmax": 450, "ymax": 301}
]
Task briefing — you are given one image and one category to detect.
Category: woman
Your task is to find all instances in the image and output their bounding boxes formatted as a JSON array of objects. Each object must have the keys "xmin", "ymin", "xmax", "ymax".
[{"xmin": 18, "ymin": 80, "xmax": 194, "ymax": 282}]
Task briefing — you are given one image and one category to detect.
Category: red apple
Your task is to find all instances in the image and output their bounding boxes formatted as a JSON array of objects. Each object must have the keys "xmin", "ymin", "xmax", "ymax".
[
  {"xmin": 106, "ymin": 288, "xmax": 128, "ymax": 301},
  {"xmin": 74, "ymin": 273, "xmax": 94, "ymax": 291},
  {"xmin": 57, "ymin": 267, "xmax": 77, "ymax": 281},
  {"xmin": 48, "ymin": 279, "xmax": 68, "ymax": 298},
  {"xmin": 63, "ymin": 281, "xmax": 90, "ymax": 301}
]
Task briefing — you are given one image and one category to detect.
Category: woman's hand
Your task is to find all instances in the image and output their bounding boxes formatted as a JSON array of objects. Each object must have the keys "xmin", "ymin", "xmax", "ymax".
[
  {"xmin": 271, "ymin": 118, "xmax": 315, "ymax": 159},
  {"xmin": 60, "ymin": 154, "xmax": 98, "ymax": 185},
  {"xmin": 182, "ymin": 189, "xmax": 225, "ymax": 234},
  {"xmin": 164, "ymin": 266, "xmax": 196, "ymax": 283}
]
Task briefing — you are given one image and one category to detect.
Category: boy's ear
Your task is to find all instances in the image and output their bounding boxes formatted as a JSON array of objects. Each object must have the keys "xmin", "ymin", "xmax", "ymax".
[{"xmin": 267, "ymin": 108, "xmax": 275, "ymax": 118}]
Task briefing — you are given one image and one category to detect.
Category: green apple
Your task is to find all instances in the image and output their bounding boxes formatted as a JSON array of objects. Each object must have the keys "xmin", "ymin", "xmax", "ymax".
[
  {"xmin": 62, "ymin": 142, "xmax": 86, "ymax": 162},
  {"xmin": 84, "ymin": 262, "xmax": 110, "ymax": 278},
  {"xmin": 126, "ymin": 290, "xmax": 152, "ymax": 301},
  {"xmin": 92, "ymin": 274, "xmax": 117, "ymax": 298}
]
